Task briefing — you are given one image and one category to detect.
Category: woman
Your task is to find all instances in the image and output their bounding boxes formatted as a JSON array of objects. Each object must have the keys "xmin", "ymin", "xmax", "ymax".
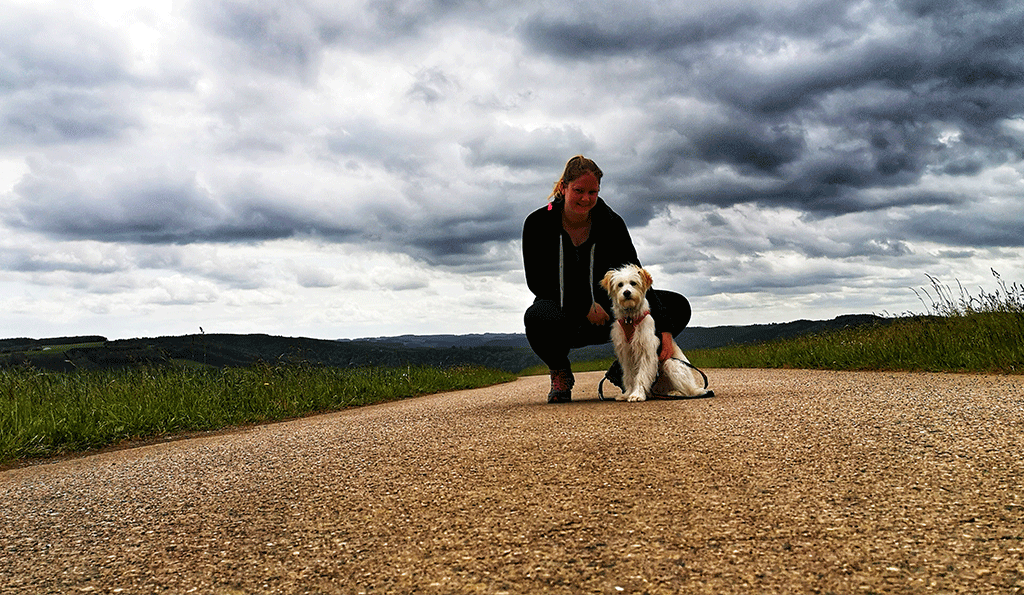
[{"xmin": 522, "ymin": 155, "xmax": 692, "ymax": 402}]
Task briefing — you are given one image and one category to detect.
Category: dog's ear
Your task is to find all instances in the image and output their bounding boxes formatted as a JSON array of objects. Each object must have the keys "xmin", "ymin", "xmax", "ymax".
[
  {"xmin": 640, "ymin": 268, "xmax": 653, "ymax": 290},
  {"xmin": 600, "ymin": 270, "xmax": 614, "ymax": 292}
]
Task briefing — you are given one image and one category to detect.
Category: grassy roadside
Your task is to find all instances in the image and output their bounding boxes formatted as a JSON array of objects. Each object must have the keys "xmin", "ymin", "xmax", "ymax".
[
  {"xmin": 1, "ymin": 364, "xmax": 513, "ymax": 468},
  {"xmin": 689, "ymin": 271, "xmax": 1022, "ymax": 374},
  {"xmin": 688, "ymin": 310, "xmax": 1022, "ymax": 373}
]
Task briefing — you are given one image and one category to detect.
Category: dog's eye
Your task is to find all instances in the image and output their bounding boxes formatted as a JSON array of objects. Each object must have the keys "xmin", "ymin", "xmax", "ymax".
[{"xmin": 617, "ymin": 282, "xmax": 624, "ymax": 288}]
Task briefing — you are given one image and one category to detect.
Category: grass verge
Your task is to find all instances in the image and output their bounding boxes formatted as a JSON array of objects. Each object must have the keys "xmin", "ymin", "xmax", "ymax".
[
  {"xmin": 688, "ymin": 270, "xmax": 1023, "ymax": 374},
  {"xmin": 0, "ymin": 364, "xmax": 513, "ymax": 468},
  {"xmin": 688, "ymin": 310, "xmax": 1022, "ymax": 373}
]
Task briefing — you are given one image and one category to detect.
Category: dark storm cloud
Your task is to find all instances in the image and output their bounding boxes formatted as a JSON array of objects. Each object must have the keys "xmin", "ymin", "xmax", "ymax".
[
  {"xmin": 7, "ymin": 165, "xmax": 224, "ymax": 243},
  {"xmin": 0, "ymin": 5, "xmax": 138, "ymax": 145},
  {"xmin": 195, "ymin": 0, "xmax": 336, "ymax": 83},
  {"xmin": 902, "ymin": 206, "xmax": 1024, "ymax": 248},
  {"xmin": 0, "ymin": 5, "xmax": 130, "ymax": 90},
  {"xmin": 2, "ymin": 89, "xmax": 136, "ymax": 145},
  {"xmin": 5, "ymin": 164, "xmax": 363, "ymax": 244},
  {"xmin": 410, "ymin": 209, "xmax": 523, "ymax": 260},
  {"xmin": 690, "ymin": 1, "xmax": 1024, "ymax": 119},
  {"xmin": 520, "ymin": 0, "xmax": 1024, "ymax": 232},
  {"xmin": 687, "ymin": 122, "xmax": 805, "ymax": 175},
  {"xmin": 3, "ymin": 0, "xmax": 1023, "ymax": 267},
  {"xmin": 193, "ymin": 0, "xmax": 498, "ymax": 79},
  {"xmin": 519, "ymin": 7, "xmax": 762, "ymax": 57}
]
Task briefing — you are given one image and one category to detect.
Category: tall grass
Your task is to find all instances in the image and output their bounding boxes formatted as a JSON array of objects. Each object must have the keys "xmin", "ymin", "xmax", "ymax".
[
  {"xmin": 0, "ymin": 364, "xmax": 513, "ymax": 467},
  {"xmin": 690, "ymin": 270, "xmax": 1024, "ymax": 374}
]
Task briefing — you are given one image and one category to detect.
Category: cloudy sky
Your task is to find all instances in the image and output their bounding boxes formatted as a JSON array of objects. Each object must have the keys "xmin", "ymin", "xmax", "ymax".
[{"xmin": 2, "ymin": 0, "xmax": 1022, "ymax": 341}]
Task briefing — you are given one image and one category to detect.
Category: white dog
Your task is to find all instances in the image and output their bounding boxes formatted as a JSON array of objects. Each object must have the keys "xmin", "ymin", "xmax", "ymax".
[{"xmin": 600, "ymin": 264, "xmax": 712, "ymax": 402}]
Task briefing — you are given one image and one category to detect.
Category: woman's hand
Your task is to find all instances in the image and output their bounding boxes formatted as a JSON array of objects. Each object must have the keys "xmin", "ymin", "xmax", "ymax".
[
  {"xmin": 587, "ymin": 302, "xmax": 610, "ymax": 326},
  {"xmin": 659, "ymin": 332, "xmax": 675, "ymax": 361}
]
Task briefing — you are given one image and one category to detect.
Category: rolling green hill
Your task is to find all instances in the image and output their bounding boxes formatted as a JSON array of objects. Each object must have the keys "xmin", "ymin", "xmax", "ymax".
[{"xmin": 0, "ymin": 314, "xmax": 891, "ymax": 374}]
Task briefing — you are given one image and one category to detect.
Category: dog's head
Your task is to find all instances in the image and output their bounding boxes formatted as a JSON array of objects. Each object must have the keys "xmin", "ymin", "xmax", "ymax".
[{"xmin": 601, "ymin": 264, "xmax": 653, "ymax": 310}]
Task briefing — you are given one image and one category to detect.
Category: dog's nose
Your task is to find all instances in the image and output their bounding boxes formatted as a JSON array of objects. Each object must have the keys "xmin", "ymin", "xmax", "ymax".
[{"xmin": 623, "ymin": 290, "xmax": 632, "ymax": 299}]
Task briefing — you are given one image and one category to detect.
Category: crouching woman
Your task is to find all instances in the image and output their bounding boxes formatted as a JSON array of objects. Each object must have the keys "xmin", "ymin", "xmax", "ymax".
[{"xmin": 522, "ymin": 155, "xmax": 692, "ymax": 402}]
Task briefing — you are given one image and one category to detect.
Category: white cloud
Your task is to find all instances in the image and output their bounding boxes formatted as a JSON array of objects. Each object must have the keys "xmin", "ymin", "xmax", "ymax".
[{"xmin": 1, "ymin": 0, "xmax": 1022, "ymax": 341}]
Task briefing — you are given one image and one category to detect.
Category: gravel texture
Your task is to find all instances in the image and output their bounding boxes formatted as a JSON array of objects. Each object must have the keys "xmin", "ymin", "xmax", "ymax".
[{"xmin": 2, "ymin": 368, "xmax": 1023, "ymax": 594}]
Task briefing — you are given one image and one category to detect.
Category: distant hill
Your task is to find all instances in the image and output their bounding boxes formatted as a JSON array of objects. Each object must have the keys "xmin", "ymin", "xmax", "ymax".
[
  {"xmin": 343, "ymin": 333, "xmax": 533, "ymax": 349},
  {"xmin": 1, "ymin": 314, "xmax": 890, "ymax": 374},
  {"xmin": 351, "ymin": 314, "xmax": 890, "ymax": 352},
  {"xmin": 674, "ymin": 314, "xmax": 890, "ymax": 350},
  {"xmin": 0, "ymin": 334, "xmax": 544, "ymax": 374}
]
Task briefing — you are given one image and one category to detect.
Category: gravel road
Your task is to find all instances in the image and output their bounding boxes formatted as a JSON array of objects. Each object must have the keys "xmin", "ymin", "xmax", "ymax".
[{"xmin": 2, "ymin": 369, "xmax": 1023, "ymax": 594}]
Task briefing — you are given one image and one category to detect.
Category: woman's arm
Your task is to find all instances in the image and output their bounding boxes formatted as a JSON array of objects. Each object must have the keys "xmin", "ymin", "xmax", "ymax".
[{"xmin": 522, "ymin": 209, "xmax": 557, "ymax": 300}]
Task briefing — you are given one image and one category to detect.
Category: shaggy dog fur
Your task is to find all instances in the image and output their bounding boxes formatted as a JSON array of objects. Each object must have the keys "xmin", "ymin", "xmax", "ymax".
[{"xmin": 601, "ymin": 264, "xmax": 712, "ymax": 402}]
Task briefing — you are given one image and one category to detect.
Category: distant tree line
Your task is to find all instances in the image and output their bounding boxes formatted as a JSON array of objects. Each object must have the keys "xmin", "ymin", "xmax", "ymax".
[
  {"xmin": 0, "ymin": 334, "xmax": 547, "ymax": 374},
  {"xmin": 0, "ymin": 315, "xmax": 890, "ymax": 374}
]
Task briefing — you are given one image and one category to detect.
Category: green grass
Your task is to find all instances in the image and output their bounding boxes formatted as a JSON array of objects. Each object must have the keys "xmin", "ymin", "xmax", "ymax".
[
  {"xmin": 689, "ymin": 270, "xmax": 1024, "ymax": 374},
  {"xmin": 0, "ymin": 364, "xmax": 513, "ymax": 467},
  {"xmin": 688, "ymin": 310, "xmax": 1023, "ymax": 373}
]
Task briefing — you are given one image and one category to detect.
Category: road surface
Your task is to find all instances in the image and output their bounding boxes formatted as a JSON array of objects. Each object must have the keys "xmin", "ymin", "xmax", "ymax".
[{"xmin": 2, "ymin": 369, "xmax": 1023, "ymax": 594}]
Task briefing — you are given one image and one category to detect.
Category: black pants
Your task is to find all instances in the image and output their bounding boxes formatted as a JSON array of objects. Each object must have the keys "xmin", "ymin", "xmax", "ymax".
[{"xmin": 524, "ymin": 290, "xmax": 692, "ymax": 370}]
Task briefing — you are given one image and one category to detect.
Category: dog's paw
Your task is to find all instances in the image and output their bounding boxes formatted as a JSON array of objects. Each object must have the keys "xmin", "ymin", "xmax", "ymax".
[{"xmin": 626, "ymin": 392, "xmax": 647, "ymax": 402}]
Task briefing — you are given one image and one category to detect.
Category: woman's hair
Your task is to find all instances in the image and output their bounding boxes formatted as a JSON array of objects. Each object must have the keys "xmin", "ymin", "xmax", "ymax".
[{"xmin": 549, "ymin": 155, "xmax": 603, "ymax": 201}]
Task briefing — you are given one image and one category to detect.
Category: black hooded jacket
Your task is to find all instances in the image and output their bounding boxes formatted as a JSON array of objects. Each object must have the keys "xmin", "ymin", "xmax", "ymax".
[{"xmin": 522, "ymin": 197, "xmax": 672, "ymax": 334}]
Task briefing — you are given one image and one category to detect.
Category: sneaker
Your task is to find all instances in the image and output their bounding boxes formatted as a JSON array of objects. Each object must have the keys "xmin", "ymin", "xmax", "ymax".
[{"xmin": 547, "ymin": 368, "xmax": 574, "ymax": 403}]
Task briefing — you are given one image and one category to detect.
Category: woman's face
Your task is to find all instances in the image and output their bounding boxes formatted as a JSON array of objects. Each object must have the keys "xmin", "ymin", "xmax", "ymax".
[{"xmin": 562, "ymin": 171, "xmax": 600, "ymax": 220}]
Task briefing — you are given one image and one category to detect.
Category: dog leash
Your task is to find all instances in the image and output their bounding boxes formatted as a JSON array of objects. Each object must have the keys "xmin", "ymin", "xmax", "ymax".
[
  {"xmin": 598, "ymin": 358, "xmax": 711, "ymax": 401},
  {"xmin": 678, "ymin": 358, "xmax": 710, "ymax": 389}
]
